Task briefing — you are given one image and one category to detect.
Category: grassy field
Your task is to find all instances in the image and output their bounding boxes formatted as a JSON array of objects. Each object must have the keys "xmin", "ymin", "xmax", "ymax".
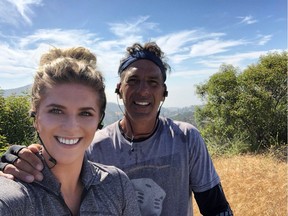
[{"xmin": 192, "ymin": 155, "xmax": 287, "ymax": 215}]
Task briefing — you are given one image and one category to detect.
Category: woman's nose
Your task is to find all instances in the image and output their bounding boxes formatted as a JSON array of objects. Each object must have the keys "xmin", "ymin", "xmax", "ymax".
[{"xmin": 62, "ymin": 115, "xmax": 79, "ymax": 131}]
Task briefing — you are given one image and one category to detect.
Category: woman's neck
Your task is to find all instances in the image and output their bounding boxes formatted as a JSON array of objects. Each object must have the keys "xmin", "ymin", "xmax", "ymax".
[{"xmin": 51, "ymin": 161, "xmax": 83, "ymax": 215}]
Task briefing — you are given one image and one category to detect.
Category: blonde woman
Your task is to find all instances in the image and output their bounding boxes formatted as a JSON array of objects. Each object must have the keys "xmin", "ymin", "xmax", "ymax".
[{"xmin": 0, "ymin": 47, "xmax": 140, "ymax": 216}]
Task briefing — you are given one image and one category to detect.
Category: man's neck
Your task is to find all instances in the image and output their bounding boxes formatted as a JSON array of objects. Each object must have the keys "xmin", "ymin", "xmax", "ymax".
[{"xmin": 120, "ymin": 116, "xmax": 158, "ymax": 140}]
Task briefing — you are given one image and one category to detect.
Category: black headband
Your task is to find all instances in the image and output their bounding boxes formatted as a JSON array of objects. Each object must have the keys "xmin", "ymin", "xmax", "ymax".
[{"xmin": 118, "ymin": 50, "xmax": 166, "ymax": 81}]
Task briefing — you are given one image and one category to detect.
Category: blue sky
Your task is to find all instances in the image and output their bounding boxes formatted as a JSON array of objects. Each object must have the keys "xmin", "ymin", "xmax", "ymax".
[{"xmin": 0, "ymin": 0, "xmax": 286, "ymax": 107}]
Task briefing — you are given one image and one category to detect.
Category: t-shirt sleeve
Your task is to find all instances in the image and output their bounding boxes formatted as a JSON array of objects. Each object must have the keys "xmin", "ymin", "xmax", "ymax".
[{"xmin": 188, "ymin": 129, "xmax": 220, "ymax": 192}]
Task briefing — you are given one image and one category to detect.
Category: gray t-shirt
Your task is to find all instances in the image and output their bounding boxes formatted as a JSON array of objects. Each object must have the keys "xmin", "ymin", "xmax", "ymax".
[
  {"xmin": 0, "ymin": 157, "xmax": 141, "ymax": 216},
  {"xmin": 87, "ymin": 117, "xmax": 220, "ymax": 216}
]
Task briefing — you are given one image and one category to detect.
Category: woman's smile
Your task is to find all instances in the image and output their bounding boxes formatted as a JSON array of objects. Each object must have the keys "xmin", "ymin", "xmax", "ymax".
[{"xmin": 56, "ymin": 136, "xmax": 81, "ymax": 145}]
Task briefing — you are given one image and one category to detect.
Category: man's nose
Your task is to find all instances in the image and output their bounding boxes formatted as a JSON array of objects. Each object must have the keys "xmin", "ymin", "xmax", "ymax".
[{"xmin": 136, "ymin": 81, "xmax": 149, "ymax": 95}]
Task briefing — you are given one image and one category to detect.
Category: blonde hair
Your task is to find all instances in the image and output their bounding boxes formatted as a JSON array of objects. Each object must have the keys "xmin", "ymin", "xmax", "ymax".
[{"xmin": 31, "ymin": 47, "xmax": 106, "ymax": 117}]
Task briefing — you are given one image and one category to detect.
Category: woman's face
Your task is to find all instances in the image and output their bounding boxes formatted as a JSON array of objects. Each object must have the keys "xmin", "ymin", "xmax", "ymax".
[{"xmin": 35, "ymin": 83, "xmax": 100, "ymax": 166}]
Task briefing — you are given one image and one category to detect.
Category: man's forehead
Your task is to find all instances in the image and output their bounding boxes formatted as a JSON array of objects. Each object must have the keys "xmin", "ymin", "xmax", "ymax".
[{"xmin": 124, "ymin": 68, "xmax": 163, "ymax": 80}]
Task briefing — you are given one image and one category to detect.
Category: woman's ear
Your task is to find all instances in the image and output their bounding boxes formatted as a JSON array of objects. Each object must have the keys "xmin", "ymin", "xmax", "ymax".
[
  {"xmin": 33, "ymin": 118, "xmax": 39, "ymax": 132},
  {"xmin": 31, "ymin": 112, "xmax": 39, "ymax": 132}
]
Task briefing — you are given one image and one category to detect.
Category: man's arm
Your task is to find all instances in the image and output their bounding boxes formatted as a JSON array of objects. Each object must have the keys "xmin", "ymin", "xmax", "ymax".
[
  {"xmin": 194, "ymin": 184, "xmax": 233, "ymax": 216},
  {"xmin": 0, "ymin": 144, "xmax": 44, "ymax": 182}
]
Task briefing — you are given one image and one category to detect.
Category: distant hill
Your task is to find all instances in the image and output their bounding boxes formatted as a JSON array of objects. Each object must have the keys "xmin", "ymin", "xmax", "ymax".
[
  {"xmin": 1, "ymin": 85, "xmax": 200, "ymax": 126},
  {"xmin": 1, "ymin": 84, "xmax": 32, "ymax": 97}
]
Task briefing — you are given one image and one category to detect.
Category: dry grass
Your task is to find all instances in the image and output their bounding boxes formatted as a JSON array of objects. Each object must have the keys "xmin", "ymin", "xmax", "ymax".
[{"xmin": 192, "ymin": 155, "xmax": 287, "ymax": 215}]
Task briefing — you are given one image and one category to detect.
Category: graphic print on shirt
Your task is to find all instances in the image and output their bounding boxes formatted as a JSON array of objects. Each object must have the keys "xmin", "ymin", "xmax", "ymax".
[{"xmin": 131, "ymin": 178, "xmax": 166, "ymax": 216}]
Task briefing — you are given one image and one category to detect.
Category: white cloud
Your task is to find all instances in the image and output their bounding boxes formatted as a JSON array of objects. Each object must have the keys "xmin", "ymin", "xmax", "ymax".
[
  {"xmin": 257, "ymin": 34, "xmax": 272, "ymax": 45},
  {"xmin": 169, "ymin": 69, "xmax": 217, "ymax": 78},
  {"xmin": 0, "ymin": 43, "xmax": 41, "ymax": 80},
  {"xmin": 197, "ymin": 50, "xmax": 274, "ymax": 69},
  {"xmin": 18, "ymin": 29, "xmax": 101, "ymax": 48},
  {"xmin": 0, "ymin": 28, "xmax": 144, "ymax": 88},
  {"xmin": 190, "ymin": 39, "xmax": 247, "ymax": 57},
  {"xmin": 108, "ymin": 16, "xmax": 159, "ymax": 37},
  {"xmin": 152, "ymin": 32, "xmax": 248, "ymax": 66},
  {"xmin": 238, "ymin": 15, "xmax": 258, "ymax": 24},
  {"xmin": 0, "ymin": 15, "xmax": 280, "ymax": 94},
  {"xmin": 155, "ymin": 30, "xmax": 226, "ymax": 55},
  {"xmin": 0, "ymin": 0, "xmax": 42, "ymax": 26}
]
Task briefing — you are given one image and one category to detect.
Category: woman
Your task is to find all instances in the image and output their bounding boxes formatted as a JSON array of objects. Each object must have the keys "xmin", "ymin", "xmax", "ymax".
[{"xmin": 0, "ymin": 47, "xmax": 141, "ymax": 216}]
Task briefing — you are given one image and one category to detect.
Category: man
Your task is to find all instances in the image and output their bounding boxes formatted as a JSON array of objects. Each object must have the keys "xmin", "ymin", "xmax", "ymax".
[{"xmin": 0, "ymin": 42, "xmax": 233, "ymax": 215}]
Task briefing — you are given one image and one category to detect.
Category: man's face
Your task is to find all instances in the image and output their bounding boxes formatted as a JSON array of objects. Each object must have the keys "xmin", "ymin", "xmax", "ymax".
[{"xmin": 119, "ymin": 59, "xmax": 165, "ymax": 121}]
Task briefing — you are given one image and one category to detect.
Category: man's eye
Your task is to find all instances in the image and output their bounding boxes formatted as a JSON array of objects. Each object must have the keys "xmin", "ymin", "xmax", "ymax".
[
  {"xmin": 127, "ymin": 79, "xmax": 138, "ymax": 85},
  {"xmin": 149, "ymin": 80, "xmax": 159, "ymax": 87}
]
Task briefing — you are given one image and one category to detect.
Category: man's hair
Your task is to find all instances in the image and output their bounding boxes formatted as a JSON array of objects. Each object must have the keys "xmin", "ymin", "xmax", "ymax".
[{"xmin": 119, "ymin": 42, "xmax": 171, "ymax": 81}]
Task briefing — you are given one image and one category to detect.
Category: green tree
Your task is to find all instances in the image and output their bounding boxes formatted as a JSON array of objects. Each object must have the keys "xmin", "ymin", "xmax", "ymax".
[
  {"xmin": 1, "ymin": 94, "xmax": 35, "ymax": 146},
  {"xmin": 195, "ymin": 64, "xmax": 240, "ymax": 141},
  {"xmin": 0, "ymin": 90, "xmax": 9, "ymax": 153},
  {"xmin": 236, "ymin": 51, "xmax": 287, "ymax": 149},
  {"xmin": 195, "ymin": 51, "xmax": 287, "ymax": 152}
]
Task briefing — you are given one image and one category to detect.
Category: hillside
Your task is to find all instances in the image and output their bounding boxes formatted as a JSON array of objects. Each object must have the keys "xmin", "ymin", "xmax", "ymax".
[{"xmin": 1, "ymin": 84, "xmax": 32, "ymax": 97}]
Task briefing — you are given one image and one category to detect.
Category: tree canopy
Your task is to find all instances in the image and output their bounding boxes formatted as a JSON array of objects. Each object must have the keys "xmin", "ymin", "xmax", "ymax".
[{"xmin": 195, "ymin": 51, "xmax": 287, "ymax": 151}]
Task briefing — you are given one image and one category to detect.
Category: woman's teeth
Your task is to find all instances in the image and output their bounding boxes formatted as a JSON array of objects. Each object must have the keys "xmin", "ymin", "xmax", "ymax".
[{"xmin": 57, "ymin": 137, "xmax": 79, "ymax": 145}]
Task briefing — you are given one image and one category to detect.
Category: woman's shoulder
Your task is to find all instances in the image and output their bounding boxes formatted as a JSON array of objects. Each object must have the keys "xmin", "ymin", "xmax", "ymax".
[
  {"xmin": 87, "ymin": 161, "xmax": 131, "ymax": 193},
  {"xmin": 0, "ymin": 177, "xmax": 31, "ymax": 211},
  {"xmin": 0, "ymin": 176, "xmax": 26, "ymax": 194},
  {"xmin": 89, "ymin": 161, "xmax": 126, "ymax": 177}
]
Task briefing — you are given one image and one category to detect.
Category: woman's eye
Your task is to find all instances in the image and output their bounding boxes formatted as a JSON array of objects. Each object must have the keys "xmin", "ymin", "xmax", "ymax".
[
  {"xmin": 80, "ymin": 111, "xmax": 93, "ymax": 116},
  {"xmin": 50, "ymin": 108, "xmax": 62, "ymax": 114}
]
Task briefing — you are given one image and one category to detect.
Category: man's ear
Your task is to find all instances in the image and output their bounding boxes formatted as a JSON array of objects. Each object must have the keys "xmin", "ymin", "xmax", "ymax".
[
  {"xmin": 115, "ymin": 83, "xmax": 122, "ymax": 99},
  {"xmin": 162, "ymin": 84, "xmax": 168, "ymax": 101}
]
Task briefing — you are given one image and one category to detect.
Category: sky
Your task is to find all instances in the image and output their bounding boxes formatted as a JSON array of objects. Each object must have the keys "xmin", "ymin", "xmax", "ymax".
[{"xmin": 0, "ymin": 0, "xmax": 286, "ymax": 107}]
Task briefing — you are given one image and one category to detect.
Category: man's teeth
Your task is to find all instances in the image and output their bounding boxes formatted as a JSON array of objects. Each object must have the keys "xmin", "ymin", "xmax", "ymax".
[
  {"xmin": 135, "ymin": 101, "xmax": 149, "ymax": 106},
  {"xmin": 58, "ymin": 137, "xmax": 79, "ymax": 145}
]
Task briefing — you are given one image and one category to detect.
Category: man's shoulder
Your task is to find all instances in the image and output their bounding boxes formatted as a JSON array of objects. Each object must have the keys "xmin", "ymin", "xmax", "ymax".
[
  {"xmin": 96, "ymin": 121, "xmax": 118, "ymax": 137},
  {"xmin": 91, "ymin": 121, "xmax": 119, "ymax": 143},
  {"xmin": 160, "ymin": 116, "xmax": 198, "ymax": 131}
]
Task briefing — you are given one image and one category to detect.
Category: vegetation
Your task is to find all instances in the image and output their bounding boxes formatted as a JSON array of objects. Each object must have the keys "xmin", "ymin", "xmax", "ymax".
[
  {"xmin": 0, "ymin": 91, "xmax": 35, "ymax": 154},
  {"xmin": 195, "ymin": 51, "xmax": 287, "ymax": 155},
  {"xmin": 193, "ymin": 155, "xmax": 287, "ymax": 215}
]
